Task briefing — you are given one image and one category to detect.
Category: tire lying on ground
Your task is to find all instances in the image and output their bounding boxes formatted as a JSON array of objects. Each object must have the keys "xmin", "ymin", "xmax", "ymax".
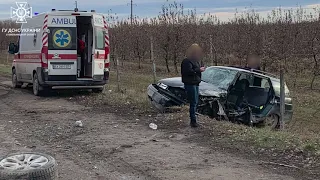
[{"xmin": 0, "ymin": 152, "xmax": 57, "ymax": 180}]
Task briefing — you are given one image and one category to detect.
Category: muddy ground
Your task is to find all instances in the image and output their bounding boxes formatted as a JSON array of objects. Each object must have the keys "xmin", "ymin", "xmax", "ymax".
[{"xmin": 0, "ymin": 75, "xmax": 317, "ymax": 180}]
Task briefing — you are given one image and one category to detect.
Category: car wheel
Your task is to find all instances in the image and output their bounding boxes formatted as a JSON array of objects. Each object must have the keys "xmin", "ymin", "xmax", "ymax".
[
  {"xmin": 12, "ymin": 69, "xmax": 22, "ymax": 88},
  {"xmin": 92, "ymin": 87, "xmax": 104, "ymax": 93},
  {"xmin": 0, "ymin": 152, "xmax": 57, "ymax": 180},
  {"xmin": 264, "ymin": 114, "xmax": 279, "ymax": 129}
]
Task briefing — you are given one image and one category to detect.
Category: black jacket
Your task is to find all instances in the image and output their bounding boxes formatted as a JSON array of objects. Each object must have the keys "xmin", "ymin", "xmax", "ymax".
[
  {"xmin": 181, "ymin": 58, "xmax": 201, "ymax": 85},
  {"xmin": 244, "ymin": 66, "xmax": 261, "ymax": 71}
]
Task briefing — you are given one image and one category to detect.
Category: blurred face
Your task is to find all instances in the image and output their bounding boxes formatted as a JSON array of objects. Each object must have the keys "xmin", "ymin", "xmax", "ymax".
[
  {"xmin": 190, "ymin": 48, "xmax": 203, "ymax": 61},
  {"xmin": 193, "ymin": 50, "xmax": 203, "ymax": 61},
  {"xmin": 247, "ymin": 55, "xmax": 259, "ymax": 68}
]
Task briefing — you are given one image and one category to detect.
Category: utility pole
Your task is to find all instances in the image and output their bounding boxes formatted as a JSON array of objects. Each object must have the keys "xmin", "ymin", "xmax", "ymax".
[
  {"xmin": 127, "ymin": 0, "xmax": 136, "ymax": 25},
  {"xmin": 130, "ymin": 0, "xmax": 133, "ymax": 24}
]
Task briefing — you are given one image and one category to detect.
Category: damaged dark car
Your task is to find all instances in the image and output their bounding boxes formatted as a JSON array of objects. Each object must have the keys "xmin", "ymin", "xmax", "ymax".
[{"xmin": 147, "ymin": 66, "xmax": 293, "ymax": 129}]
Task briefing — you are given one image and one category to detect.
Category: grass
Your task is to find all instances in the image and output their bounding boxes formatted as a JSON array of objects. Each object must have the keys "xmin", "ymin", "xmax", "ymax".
[
  {"xmin": 0, "ymin": 64, "xmax": 11, "ymax": 76},
  {"xmin": 286, "ymin": 76, "xmax": 320, "ymax": 137},
  {"xmin": 229, "ymin": 123, "xmax": 320, "ymax": 154},
  {"xmin": 103, "ymin": 71, "xmax": 155, "ymax": 111}
]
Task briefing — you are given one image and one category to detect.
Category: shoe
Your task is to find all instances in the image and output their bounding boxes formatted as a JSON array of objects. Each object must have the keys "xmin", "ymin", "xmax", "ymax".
[{"xmin": 190, "ymin": 122, "xmax": 199, "ymax": 128}]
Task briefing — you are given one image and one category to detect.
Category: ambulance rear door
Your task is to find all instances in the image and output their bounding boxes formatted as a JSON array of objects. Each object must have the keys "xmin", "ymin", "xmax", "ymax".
[
  {"xmin": 47, "ymin": 15, "xmax": 77, "ymax": 77},
  {"xmin": 91, "ymin": 14, "xmax": 105, "ymax": 81}
]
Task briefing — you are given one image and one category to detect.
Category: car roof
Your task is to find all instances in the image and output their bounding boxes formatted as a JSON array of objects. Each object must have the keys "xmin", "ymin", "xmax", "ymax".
[{"xmin": 211, "ymin": 66, "xmax": 280, "ymax": 81}]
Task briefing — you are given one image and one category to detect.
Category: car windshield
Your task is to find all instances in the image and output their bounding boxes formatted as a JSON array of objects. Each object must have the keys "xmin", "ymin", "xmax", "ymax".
[{"xmin": 201, "ymin": 67, "xmax": 238, "ymax": 90}]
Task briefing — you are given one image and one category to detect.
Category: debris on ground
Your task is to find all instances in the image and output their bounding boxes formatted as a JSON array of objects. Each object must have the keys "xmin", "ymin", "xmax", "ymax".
[
  {"xmin": 75, "ymin": 120, "xmax": 83, "ymax": 127},
  {"xmin": 149, "ymin": 123, "xmax": 157, "ymax": 130}
]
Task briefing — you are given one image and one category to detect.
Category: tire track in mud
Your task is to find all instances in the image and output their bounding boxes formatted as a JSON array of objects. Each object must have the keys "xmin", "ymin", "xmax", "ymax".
[
  {"xmin": 0, "ymin": 84, "xmax": 12, "ymax": 99},
  {"xmin": 0, "ymin": 87, "xmax": 162, "ymax": 180}
]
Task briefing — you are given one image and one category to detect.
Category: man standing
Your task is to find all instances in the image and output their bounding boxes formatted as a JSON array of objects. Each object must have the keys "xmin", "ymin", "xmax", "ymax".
[
  {"xmin": 181, "ymin": 44, "xmax": 205, "ymax": 128},
  {"xmin": 245, "ymin": 54, "xmax": 262, "ymax": 86}
]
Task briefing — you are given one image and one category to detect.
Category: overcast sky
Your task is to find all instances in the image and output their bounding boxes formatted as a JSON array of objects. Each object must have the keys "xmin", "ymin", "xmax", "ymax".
[{"xmin": 0, "ymin": 0, "xmax": 320, "ymax": 22}]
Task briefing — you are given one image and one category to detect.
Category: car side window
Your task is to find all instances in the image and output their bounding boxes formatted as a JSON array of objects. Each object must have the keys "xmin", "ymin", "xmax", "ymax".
[
  {"xmin": 252, "ymin": 76, "xmax": 271, "ymax": 92},
  {"xmin": 261, "ymin": 79, "xmax": 270, "ymax": 89},
  {"xmin": 238, "ymin": 73, "xmax": 251, "ymax": 82}
]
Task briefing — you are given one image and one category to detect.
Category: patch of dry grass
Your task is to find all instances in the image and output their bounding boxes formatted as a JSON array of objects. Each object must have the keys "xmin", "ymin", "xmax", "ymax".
[
  {"xmin": 0, "ymin": 64, "xmax": 10, "ymax": 76},
  {"xmin": 102, "ymin": 71, "xmax": 155, "ymax": 111},
  {"xmin": 98, "ymin": 64, "xmax": 320, "ymax": 155}
]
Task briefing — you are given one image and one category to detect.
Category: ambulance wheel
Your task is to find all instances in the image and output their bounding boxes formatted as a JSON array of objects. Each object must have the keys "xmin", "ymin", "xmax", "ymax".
[
  {"xmin": 12, "ymin": 69, "xmax": 22, "ymax": 88},
  {"xmin": 33, "ymin": 73, "xmax": 43, "ymax": 96}
]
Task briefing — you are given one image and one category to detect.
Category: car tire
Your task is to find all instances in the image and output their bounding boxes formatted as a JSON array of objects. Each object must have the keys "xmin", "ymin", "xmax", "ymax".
[
  {"xmin": 0, "ymin": 152, "xmax": 57, "ymax": 180},
  {"xmin": 12, "ymin": 69, "xmax": 22, "ymax": 88},
  {"xmin": 264, "ymin": 114, "xmax": 280, "ymax": 129},
  {"xmin": 92, "ymin": 87, "xmax": 104, "ymax": 93}
]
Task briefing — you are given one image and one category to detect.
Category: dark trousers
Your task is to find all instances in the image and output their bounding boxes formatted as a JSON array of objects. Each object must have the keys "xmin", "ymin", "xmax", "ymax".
[{"xmin": 184, "ymin": 85, "xmax": 199, "ymax": 123}]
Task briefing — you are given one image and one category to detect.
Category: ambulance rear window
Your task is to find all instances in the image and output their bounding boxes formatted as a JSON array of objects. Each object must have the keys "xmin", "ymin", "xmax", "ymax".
[
  {"xmin": 48, "ymin": 27, "xmax": 76, "ymax": 50},
  {"xmin": 95, "ymin": 28, "xmax": 105, "ymax": 50}
]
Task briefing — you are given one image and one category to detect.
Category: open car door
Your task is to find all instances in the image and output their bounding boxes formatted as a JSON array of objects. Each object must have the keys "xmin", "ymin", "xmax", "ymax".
[{"xmin": 226, "ymin": 73, "xmax": 277, "ymax": 125}]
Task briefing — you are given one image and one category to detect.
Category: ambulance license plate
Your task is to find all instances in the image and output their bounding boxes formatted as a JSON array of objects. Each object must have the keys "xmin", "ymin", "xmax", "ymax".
[{"xmin": 52, "ymin": 64, "xmax": 71, "ymax": 69}]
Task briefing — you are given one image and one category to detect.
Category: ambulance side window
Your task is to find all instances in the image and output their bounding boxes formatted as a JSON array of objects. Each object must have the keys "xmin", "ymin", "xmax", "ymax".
[{"xmin": 95, "ymin": 28, "xmax": 104, "ymax": 50}]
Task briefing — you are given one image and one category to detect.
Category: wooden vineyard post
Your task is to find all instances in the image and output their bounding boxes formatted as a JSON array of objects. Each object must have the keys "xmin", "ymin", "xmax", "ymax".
[
  {"xmin": 150, "ymin": 36, "xmax": 156, "ymax": 83},
  {"xmin": 279, "ymin": 64, "xmax": 285, "ymax": 130},
  {"xmin": 210, "ymin": 35, "xmax": 213, "ymax": 66},
  {"xmin": 115, "ymin": 55, "xmax": 121, "ymax": 92}
]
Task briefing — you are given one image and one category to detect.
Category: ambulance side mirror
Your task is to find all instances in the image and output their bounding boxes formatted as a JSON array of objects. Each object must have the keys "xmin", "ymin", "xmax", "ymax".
[{"xmin": 8, "ymin": 43, "xmax": 17, "ymax": 54}]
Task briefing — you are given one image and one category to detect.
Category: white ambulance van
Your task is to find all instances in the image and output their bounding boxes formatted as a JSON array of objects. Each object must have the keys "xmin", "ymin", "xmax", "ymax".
[{"xmin": 8, "ymin": 8, "xmax": 110, "ymax": 96}]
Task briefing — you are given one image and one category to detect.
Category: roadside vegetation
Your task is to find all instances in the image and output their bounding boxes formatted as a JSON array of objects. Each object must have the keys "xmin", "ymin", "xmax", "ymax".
[
  {"xmin": 0, "ymin": 1, "xmax": 319, "ymax": 167},
  {"xmin": 0, "ymin": 58, "xmax": 11, "ymax": 76}
]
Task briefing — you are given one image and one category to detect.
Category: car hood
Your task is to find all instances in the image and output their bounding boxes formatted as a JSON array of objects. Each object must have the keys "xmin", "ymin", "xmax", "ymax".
[{"xmin": 158, "ymin": 77, "xmax": 226, "ymax": 97}]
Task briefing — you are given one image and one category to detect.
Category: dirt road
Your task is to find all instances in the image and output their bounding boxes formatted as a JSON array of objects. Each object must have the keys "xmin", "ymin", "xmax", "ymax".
[{"xmin": 0, "ymin": 77, "xmax": 298, "ymax": 180}]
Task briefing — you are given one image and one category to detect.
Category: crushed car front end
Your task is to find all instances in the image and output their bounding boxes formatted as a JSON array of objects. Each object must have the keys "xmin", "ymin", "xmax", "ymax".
[{"xmin": 147, "ymin": 82, "xmax": 187, "ymax": 112}]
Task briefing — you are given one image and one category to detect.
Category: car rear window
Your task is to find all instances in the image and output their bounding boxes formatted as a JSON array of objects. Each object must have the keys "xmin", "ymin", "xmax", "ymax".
[
  {"xmin": 48, "ymin": 27, "xmax": 77, "ymax": 50},
  {"xmin": 272, "ymin": 80, "xmax": 290, "ymax": 97}
]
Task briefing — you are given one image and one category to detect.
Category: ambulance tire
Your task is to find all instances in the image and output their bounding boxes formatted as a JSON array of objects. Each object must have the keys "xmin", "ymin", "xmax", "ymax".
[
  {"xmin": 12, "ymin": 69, "xmax": 22, "ymax": 88},
  {"xmin": 0, "ymin": 152, "xmax": 57, "ymax": 180},
  {"xmin": 33, "ymin": 73, "xmax": 43, "ymax": 96}
]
